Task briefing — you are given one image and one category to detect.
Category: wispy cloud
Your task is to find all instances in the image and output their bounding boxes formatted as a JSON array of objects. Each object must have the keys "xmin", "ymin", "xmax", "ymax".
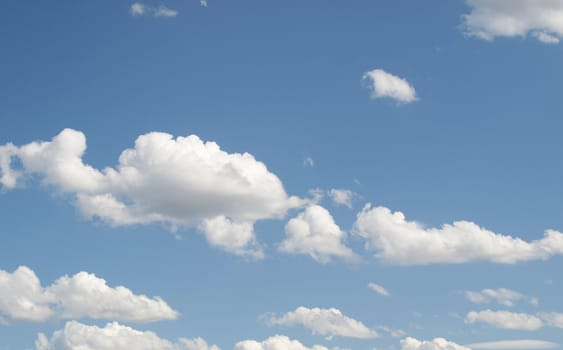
[{"xmin": 130, "ymin": 2, "xmax": 178, "ymax": 18}]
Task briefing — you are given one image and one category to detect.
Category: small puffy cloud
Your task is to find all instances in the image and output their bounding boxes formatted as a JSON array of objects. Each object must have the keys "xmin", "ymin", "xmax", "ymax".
[
  {"xmin": 462, "ymin": 0, "xmax": 563, "ymax": 44},
  {"xmin": 368, "ymin": 282, "xmax": 391, "ymax": 297},
  {"xmin": 0, "ymin": 129, "xmax": 303, "ymax": 257},
  {"xmin": 465, "ymin": 288, "xmax": 537, "ymax": 307},
  {"xmin": 401, "ymin": 337, "xmax": 470, "ymax": 350},
  {"xmin": 465, "ymin": 310, "xmax": 543, "ymax": 330},
  {"xmin": 35, "ymin": 321, "xmax": 219, "ymax": 350},
  {"xmin": 130, "ymin": 2, "xmax": 145, "ymax": 16},
  {"xmin": 353, "ymin": 204, "xmax": 563, "ymax": 265},
  {"xmin": 0, "ymin": 266, "xmax": 177, "ymax": 323},
  {"xmin": 363, "ymin": 69, "xmax": 418, "ymax": 104},
  {"xmin": 280, "ymin": 205, "xmax": 359, "ymax": 264},
  {"xmin": 198, "ymin": 216, "xmax": 263, "ymax": 259},
  {"xmin": 266, "ymin": 306, "xmax": 377, "ymax": 339},
  {"xmin": 328, "ymin": 189, "xmax": 354, "ymax": 209},
  {"xmin": 235, "ymin": 335, "xmax": 328, "ymax": 350},
  {"xmin": 131, "ymin": 3, "xmax": 178, "ymax": 17},
  {"xmin": 468, "ymin": 340, "xmax": 559, "ymax": 350}
]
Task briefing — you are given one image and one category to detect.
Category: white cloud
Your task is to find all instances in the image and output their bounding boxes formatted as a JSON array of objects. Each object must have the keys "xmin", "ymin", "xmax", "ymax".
[
  {"xmin": 465, "ymin": 310, "xmax": 543, "ymax": 330},
  {"xmin": 304, "ymin": 157, "xmax": 315, "ymax": 168},
  {"xmin": 328, "ymin": 189, "xmax": 354, "ymax": 209},
  {"xmin": 280, "ymin": 205, "xmax": 359, "ymax": 264},
  {"xmin": 130, "ymin": 2, "xmax": 178, "ymax": 17},
  {"xmin": 267, "ymin": 306, "xmax": 377, "ymax": 339},
  {"xmin": 377, "ymin": 325, "xmax": 405, "ymax": 338},
  {"xmin": 198, "ymin": 216, "xmax": 263, "ymax": 259},
  {"xmin": 0, "ymin": 266, "xmax": 55, "ymax": 322},
  {"xmin": 353, "ymin": 204, "xmax": 563, "ymax": 265},
  {"xmin": 368, "ymin": 282, "xmax": 391, "ymax": 297},
  {"xmin": 200, "ymin": 0, "xmax": 208, "ymax": 7},
  {"xmin": 467, "ymin": 340, "xmax": 558, "ymax": 350},
  {"xmin": 0, "ymin": 129, "xmax": 304, "ymax": 256},
  {"xmin": 465, "ymin": 288, "xmax": 537, "ymax": 307},
  {"xmin": 0, "ymin": 266, "xmax": 177, "ymax": 323},
  {"xmin": 538, "ymin": 312, "xmax": 563, "ymax": 328},
  {"xmin": 362, "ymin": 69, "xmax": 418, "ymax": 104},
  {"xmin": 35, "ymin": 321, "xmax": 219, "ymax": 350},
  {"xmin": 462, "ymin": 0, "xmax": 563, "ymax": 44},
  {"xmin": 154, "ymin": 5, "xmax": 178, "ymax": 17},
  {"xmin": 401, "ymin": 337, "xmax": 470, "ymax": 350},
  {"xmin": 235, "ymin": 335, "xmax": 328, "ymax": 350},
  {"xmin": 130, "ymin": 2, "xmax": 145, "ymax": 16}
]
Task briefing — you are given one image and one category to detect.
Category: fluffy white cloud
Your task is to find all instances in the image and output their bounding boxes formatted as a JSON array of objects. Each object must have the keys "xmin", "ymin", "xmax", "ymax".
[
  {"xmin": 465, "ymin": 288, "xmax": 537, "ymax": 307},
  {"xmin": 362, "ymin": 69, "xmax": 418, "ymax": 104},
  {"xmin": 328, "ymin": 189, "xmax": 354, "ymax": 209},
  {"xmin": 198, "ymin": 216, "xmax": 263, "ymax": 259},
  {"xmin": 467, "ymin": 340, "xmax": 558, "ymax": 349},
  {"xmin": 401, "ymin": 337, "xmax": 470, "ymax": 350},
  {"xmin": 267, "ymin": 306, "xmax": 377, "ymax": 339},
  {"xmin": 0, "ymin": 266, "xmax": 177, "ymax": 323},
  {"xmin": 353, "ymin": 204, "xmax": 563, "ymax": 265},
  {"xmin": 0, "ymin": 129, "xmax": 303, "ymax": 256},
  {"xmin": 0, "ymin": 266, "xmax": 55, "ymax": 322},
  {"xmin": 280, "ymin": 205, "xmax": 359, "ymax": 264},
  {"xmin": 235, "ymin": 335, "xmax": 328, "ymax": 350},
  {"xmin": 368, "ymin": 282, "xmax": 391, "ymax": 297},
  {"xmin": 35, "ymin": 321, "xmax": 219, "ymax": 350},
  {"xmin": 465, "ymin": 310, "xmax": 543, "ymax": 330},
  {"xmin": 462, "ymin": 0, "xmax": 563, "ymax": 44},
  {"xmin": 131, "ymin": 3, "xmax": 178, "ymax": 17}
]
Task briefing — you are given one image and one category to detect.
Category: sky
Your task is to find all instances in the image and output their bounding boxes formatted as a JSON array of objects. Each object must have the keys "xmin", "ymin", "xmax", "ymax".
[{"xmin": 1, "ymin": 0, "xmax": 563, "ymax": 349}]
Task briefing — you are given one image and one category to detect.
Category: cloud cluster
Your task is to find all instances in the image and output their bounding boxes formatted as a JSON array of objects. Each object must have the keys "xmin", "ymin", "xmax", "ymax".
[
  {"xmin": 280, "ymin": 205, "xmax": 358, "ymax": 263},
  {"xmin": 462, "ymin": 0, "xmax": 563, "ymax": 44},
  {"xmin": 266, "ymin": 306, "xmax": 377, "ymax": 339},
  {"xmin": 235, "ymin": 335, "xmax": 328, "ymax": 350},
  {"xmin": 131, "ymin": 2, "xmax": 178, "ymax": 17},
  {"xmin": 362, "ymin": 69, "xmax": 418, "ymax": 104},
  {"xmin": 465, "ymin": 288, "xmax": 538, "ymax": 307},
  {"xmin": 353, "ymin": 204, "xmax": 563, "ymax": 265},
  {"xmin": 0, "ymin": 266, "xmax": 177, "ymax": 323},
  {"xmin": 35, "ymin": 321, "xmax": 219, "ymax": 350},
  {"xmin": 0, "ymin": 129, "xmax": 303, "ymax": 256},
  {"xmin": 400, "ymin": 337, "xmax": 470, "ymax": 350}
]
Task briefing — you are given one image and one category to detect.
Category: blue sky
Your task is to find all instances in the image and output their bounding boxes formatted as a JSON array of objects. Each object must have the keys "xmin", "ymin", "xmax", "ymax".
[{"xmin": 1, "ymin": 1, "xmax": 563, "ymax": 349}]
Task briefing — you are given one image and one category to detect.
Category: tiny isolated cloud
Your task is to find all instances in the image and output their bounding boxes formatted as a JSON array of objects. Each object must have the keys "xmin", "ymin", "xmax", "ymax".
[
  {"xmin": 362, "ymin": 69, "xmax": 418, "ymax": 104},
  {"xmin": 400, "ymin": 337, "xmax": 470, "ymax": 350},
  {"xmin": 328, "ymin": 189, "xmax": 355, "ymax": 209},
  {"xmin": 368, "ymin": 282, "xmax": 391, "ymax": 297},
  {"xmin": 462, "ymin": 0, "xmax": 563, "ymax": 44},
  {"xmin": 130, "ymin": 2, "xmax": 178, "ymax": 18},
  {"xmin": 266, "ymin": 306, "xmax": 378, "ymax": 339},
  {"xmin": 200, "ymin": 0, "xmax": 208, "ymax": 7},
  {"xmin": 465, "ymin": 288, "xmax": 538, "ymax": 307},
  {"xmin": 35, "ymin": 321, "xmax": 220, "ymax": 350},
  {"xmin": 304, "ymin": 157, "xmax": 315, "ymax": 168},
  {"xmin": 0, "ymin": 266, "xmax": 178, "ymax": 323},
  {"xmin": 235, "ymin": 335, "xmax": 328, "ymax": 350},
  {"xmin": 467, "ymin": 339, "xmax": 559, "ymax": 350}
]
